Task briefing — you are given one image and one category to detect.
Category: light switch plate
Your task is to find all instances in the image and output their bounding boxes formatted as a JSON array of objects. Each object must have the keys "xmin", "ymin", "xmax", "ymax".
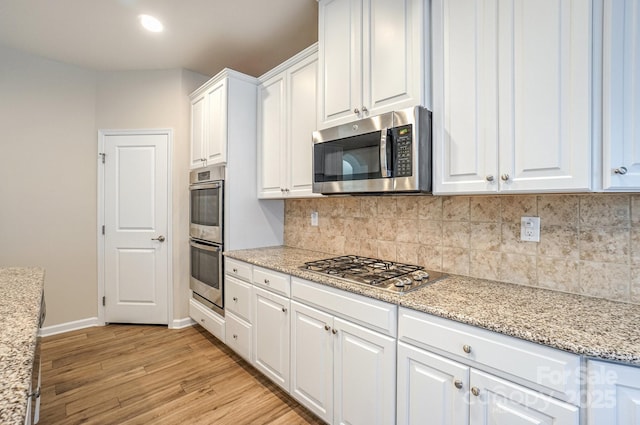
[{"xmin": 520, "ymin": 216, "xmax": 540, "ymax": 242}]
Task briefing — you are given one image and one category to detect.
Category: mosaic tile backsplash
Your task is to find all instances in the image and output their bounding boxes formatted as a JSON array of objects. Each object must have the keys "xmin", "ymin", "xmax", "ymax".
[{"xmin": 284, "ymin": 194, "xmax": 640, "ymax": 305}]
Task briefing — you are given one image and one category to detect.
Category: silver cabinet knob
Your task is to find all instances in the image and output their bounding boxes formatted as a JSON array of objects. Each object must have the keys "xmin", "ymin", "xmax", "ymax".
[
  {"xmin": 232, "ymin": 297, "xmax": 238, "ymax": 302},
  {"xmin": 362, "ymin": 106, "xmax": 368, "ymax": 113},
  {"xmin": 463, "ymin": 344, "xmax": 472, "ymax": 354},
  {"xmin": 232, "ymin": 268, "xmax": 238, "ymax": 273},
  {"xmin": 500, "ymin": 174, "xmax": 510, "ymax": 182},
  {"xmin": 151, "ymin": 235, "xmax": 166, "ymax": 242},
  {"xmin": 485, "ymin": 175, "xmax": 494, "ymax": 182},
  {"xmin": 282, "ymin": 307, "xmax": 287, "ymax": 313},
  {"xmin": 264, "ymin": 279, "xmax": 270, "ymax": 285},
  {"xmin": 614, "ymin": 166, "xmax": 628, "ymax": 175},
  {"xmin": 332, "ymin": 328, "xmax": 338, "ymax": 335},
  {"xmin": 354, "ymin": 108, "xmax": 360, "ymax": 115},
  {"xmin": 471, "ymin": 387, "xmax": 480, "ymax": 397},
  {"xmin": 454, "ymin": 379, "xmax": 463, "ymax": 389},
  {"xmin": 324, "ymin": 324, "xmax": 330, "ymax": 331},
  {"xmin": 200, "ymin": 318, "xmax": 205, "ymax": 323},
  {"xmin": 233, "ymin": 334, "xmax": 238, "ymax": 340}
]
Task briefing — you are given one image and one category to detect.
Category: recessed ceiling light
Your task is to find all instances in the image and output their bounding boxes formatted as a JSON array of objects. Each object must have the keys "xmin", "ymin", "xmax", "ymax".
[{"xmin": 139, "ymin": 14, "xmax": 164, "ymax": 33}]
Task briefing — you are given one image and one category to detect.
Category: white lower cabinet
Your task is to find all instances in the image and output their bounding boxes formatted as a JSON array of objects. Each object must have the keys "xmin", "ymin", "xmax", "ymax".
[
  {"xmin": 290, "ymin": 278, "xmax": 397, "ymax": 425},
  {"xmin": 189, "ymin": 298, "xmax": 225, "ymax": 342},
  {"xmin": 587, "ymin": 360, "xmax": 640, "ymax": 424},
  {"xmin": 253, "ymin": 286, "xmax": 290, "ymax": 391},
  {"xmin": 225, "ymin": 312, "xmax": 251, "ymax": 362},
  {"xmin": 397, "ymin": 307, "xmax": 580, "ymax": 425}
]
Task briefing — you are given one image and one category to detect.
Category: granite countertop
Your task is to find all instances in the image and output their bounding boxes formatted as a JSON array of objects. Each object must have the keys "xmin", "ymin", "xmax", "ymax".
[
  {"xmin": 0, "ymin": 267, "xmax": 45, "ymax": 425},
  {"xmin": 224, "ymin": 246, "xmax": 640, "ymax": 366}
]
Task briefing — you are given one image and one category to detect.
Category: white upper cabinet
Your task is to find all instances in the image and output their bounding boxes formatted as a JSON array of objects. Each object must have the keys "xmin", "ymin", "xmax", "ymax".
[
  {"xmin": 190, "ymin": 69, "xmax": 256, "ymax": 169},
  {"xmin": 258, "ymin": 44, "xmax": 320, "ymax": 198},
  {"xmin": 602, "ymin": 0, "xmax": 640, "ymax": 190},
  {"xmin": 318, "ymin": 0, "xmax": 428, "ymax": 129},
  {"xmin": 433, "ymin": 0, "xmax": 593, "ymax": 194}
]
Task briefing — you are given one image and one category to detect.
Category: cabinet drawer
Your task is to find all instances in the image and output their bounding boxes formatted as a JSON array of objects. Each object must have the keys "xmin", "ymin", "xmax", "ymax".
[
  {"xmin": 398, "ymin": 308, "xmax": 581, "ymax": 404},
  {"xmin": 253, "ymin": 266, "xmax": 290, "ymax": 297},
  {"xmin": 225, "ymin": 312, "xmax": 252, "ymax": 362},
  {"xmin": 225, "ymin": 258, "xmax": 252, "ymax": 282},
  {"xmin": 189, "ymin": 298, "xmax": 225, "ymax": 342},
  {"xmin": 292, "ymin": 277, "xmax": 397, "ymax": 337},
  {"xmin": 224, "ymin": 276, "xmax": 252, "ymax": 322}
]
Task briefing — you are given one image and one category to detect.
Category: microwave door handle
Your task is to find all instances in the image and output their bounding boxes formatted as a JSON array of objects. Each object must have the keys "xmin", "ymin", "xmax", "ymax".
[{"xmin": 380, "ymin": 127, "xmax": 389, "ymax": 178}]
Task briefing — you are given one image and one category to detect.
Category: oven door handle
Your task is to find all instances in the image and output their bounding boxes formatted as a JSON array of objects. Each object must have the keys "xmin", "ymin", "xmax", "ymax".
[
  {"xmin": 190, "ymin": 240, "xmax": 222, "ymax": 252},
  {"xmin": 190, "ymin": 181, "xmax": 222, "ymax": 191}
]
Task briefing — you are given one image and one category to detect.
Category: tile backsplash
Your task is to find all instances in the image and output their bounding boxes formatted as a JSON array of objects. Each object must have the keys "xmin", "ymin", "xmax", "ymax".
[{"xmin": 284, "ymin": 194, "xmax": 640, "ymax": 305}]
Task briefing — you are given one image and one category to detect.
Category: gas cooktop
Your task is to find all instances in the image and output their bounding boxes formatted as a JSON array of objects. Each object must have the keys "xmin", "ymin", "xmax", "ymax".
[{"xmin": 300, "ymin": 255, "xmax": 445, "ymax": 293}]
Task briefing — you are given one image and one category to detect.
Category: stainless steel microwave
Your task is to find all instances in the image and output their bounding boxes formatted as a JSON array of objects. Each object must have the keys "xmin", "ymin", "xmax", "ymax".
[{"xmin": 312, "ymin": 106, "xmax": 432, "ymax": 194}]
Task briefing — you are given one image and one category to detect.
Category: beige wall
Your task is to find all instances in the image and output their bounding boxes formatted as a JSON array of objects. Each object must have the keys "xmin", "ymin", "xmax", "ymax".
[
  {"xmin": 0, "ymin": 45, "xmax": 209, "ymax": 326},
  {"xmin": 285, "ymin": 194, "xmax": 640, "ymax": 305},
  {"xmin": 0, "ymin": 46, "xmax": 98, "ymax": 325}
]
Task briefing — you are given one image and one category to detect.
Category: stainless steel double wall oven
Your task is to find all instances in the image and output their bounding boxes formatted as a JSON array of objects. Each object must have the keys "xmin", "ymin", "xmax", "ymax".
[{"xmin": 189, "ymin": 165, "xmax": 224, "ymax": 316}]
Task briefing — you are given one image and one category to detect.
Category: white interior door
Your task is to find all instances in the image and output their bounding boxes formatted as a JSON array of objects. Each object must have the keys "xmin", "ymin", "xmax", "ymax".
[{"xmin": 103, "ymin": 131, "xmax": 169, "ymax": 324}]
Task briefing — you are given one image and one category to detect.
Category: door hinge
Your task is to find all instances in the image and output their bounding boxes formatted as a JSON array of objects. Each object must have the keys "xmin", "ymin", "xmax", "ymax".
[
  {"xmin": 102, "ymin": 296, "xmax": 106, "ymax": 306},
  {"xmin": 99, "ymin": 153, "xmax": 106, "ymax": 164},
  {"xmin": 102, "ymin": 225, "xmax": 105, "ymax": 235}
]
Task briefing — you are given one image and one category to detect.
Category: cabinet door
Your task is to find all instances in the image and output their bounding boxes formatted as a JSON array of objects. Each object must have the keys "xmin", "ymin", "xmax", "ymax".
[
  {"xmin": 258, "ymin": 73, "xmax": 286, "ymax": 198},
  {"xmin": 190, "ymin": 95, "xmax": 206, "ymax": 169},
  {"xmin": 253, "ymin": 287, "xmax": 290, "ymax": 391},
  {"xmin": 205, "ymin": 79, "xmax": 227, "ymax": 165},
  {"xmin": 397, "ymin": 342, "xmax": 469, "ymax": 425},
  {"xmin": 602, "ymin": 0, "xmax": 640, "ymax": 190},
  {"xmin": 288, "ymin": 53, "xmax": 319, "ymax": 197},
  {"xmin": 364, "ymin": 0, "xmax": 425, "ymax": 116},
  {"xmin": 318, "ymin": 0, "xmax": 362, "ymax": 129},
  {"xmin": 469, "ymin": 370, "xmax": 579, "ymax": 425},
  {"xmin": 587, "ymin": 360, "xmax": 640, "ymax": 425},
  {"xmin": 432, "ymin": 0, "xmax": 499, "ymax": 194},
  {"xmin": 333, "ymin": 317, "xmax": 396, "ymax": 425},
  {"xmin": 497, "ymin": 0, "xmax": 592, "ymax": 192},
  {"xmin": 290, "ymin": 300, "xmax": 334, "ymax": 423}
]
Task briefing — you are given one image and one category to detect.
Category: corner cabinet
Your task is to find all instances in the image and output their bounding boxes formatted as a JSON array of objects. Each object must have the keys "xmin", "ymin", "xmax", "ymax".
[
  {"xmin": 432, "ymin": 0, "xmax": 593, "ymax": 194},
  {"xmin": 317, "ymin": 0, "xmax": 429, "ymax": 129},
  {"xmin": 258, "ymin": 44, "xmax": 320, "ymax": 199},
  {"xmin": 602, "ymin": 0, "xmax": 640, "ymax": 190},
  {"xmin": 190, "ymin": 69, "xmax": 257, "ymax": 169}
]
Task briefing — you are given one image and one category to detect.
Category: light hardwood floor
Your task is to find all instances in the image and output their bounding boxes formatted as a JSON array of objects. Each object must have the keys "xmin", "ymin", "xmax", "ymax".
[{"xmin": 39, "ymin": 324, "xmax": 325, "ymax": 425}]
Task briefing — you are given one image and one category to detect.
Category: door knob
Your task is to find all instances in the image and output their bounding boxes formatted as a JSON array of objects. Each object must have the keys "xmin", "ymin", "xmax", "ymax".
[
  {"xmin": 151, "ymin": 235, "xmax": 166, "ymax": 242},
  {"xmin": 614, "ymin": 166, "xmax": 628, "ymax": 175}
]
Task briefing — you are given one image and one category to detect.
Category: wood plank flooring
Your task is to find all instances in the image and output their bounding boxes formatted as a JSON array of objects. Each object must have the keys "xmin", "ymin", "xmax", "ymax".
[{"xmin": 38, "ymin": 324, "xmax": 325, "ymax": 425}]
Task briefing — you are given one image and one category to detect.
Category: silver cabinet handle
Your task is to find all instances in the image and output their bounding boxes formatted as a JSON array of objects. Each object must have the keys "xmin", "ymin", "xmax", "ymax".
[
  {"xmin": 151, "ymin": 235, "xmax": 166, "ymax": 242},
  {"xmin": 282, "ymin": 307, "xmax": 287, "ymax": 313},
  {"xmin": 232, "ymin": 297, "xmax": 238, "ymax": 302},
  {"xmin": 471, "ymin": 387, "xmax": 480, "ymax": 397},
  {"xmin": 463, "ymin": 344, "xmax": 472, "ymax": 354},
  {"xmin": 232, "ymin": 268, "xmax": 238, "ymax": 273},
  {"xmin": 324, "ymin": 324, "xmax": 330, "ymax": 331},
  {"xmin": 264, "ymin": 279, "xmax": 270, "ymax": 285},
  {"xmin": 200, "ymin": 318, "xmax": 205, "ymax": 323},
  {"xmin": 362, "ymin": 106, "xmax": 368, "ymax": 113},
  {"xmin": 454, "ymin": 379, "xmax": 463, "ymax": 389},
  {"xmin": 614, "ymin": 166, "xmax": 628, "ymax": 175},
  {"xmin": 354, "ymin": 108, "xmax": 360, "ymax": 115},
  {"xmin": 500, "ymin": 174, "xmax": 510, "ymax": 182},
  {"xmin": 233, "ymin": 334, "xmax": 238, "ymax": 340},
  {"xmin": 485, "ymin": 175, "xmax": 494, "ymax": 182},
  {"xmin": 332, "ymin": 328, "xmax": 338, "ymax": 335}
]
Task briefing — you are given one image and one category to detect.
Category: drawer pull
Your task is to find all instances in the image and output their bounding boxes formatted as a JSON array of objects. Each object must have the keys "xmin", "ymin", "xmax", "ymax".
[
  {"xmin": 200, "ymin": 318, "xmax": 205, "ymax": 323},
  {"xmin": 264, "ymin": 279, "xmax": 270, "ymax": 285},
  {"xmin": 332, "ymin": 328, "xmax": 338, "ymax": 335},
  {"xmin": 233, "ymin": 334, "xmax": 238, "ymax": 340},
  {"xmin": 463, "ymin": 344, "xmax": 472, "ymax": 354},
  {"xmin": 232, "ymin": 297, "xmax": 238, "ymax": 302},
  {"xmin": 282, "ymin": 307, "xmax": 287, "ymax": 313},
  {"xmin": 454, "ymin": 380, "xmax": 463, "ymax": 389},
  {"xmin": 324, "ymin": 325, "xmax": 330, "ymax": 331},
  {"xmin": 471, "ymin": 387, "xmax": 480, "ymax": 397},
  {"xmin": 232, "ymin": 268, "xmax": 238, "ymax": 273}
]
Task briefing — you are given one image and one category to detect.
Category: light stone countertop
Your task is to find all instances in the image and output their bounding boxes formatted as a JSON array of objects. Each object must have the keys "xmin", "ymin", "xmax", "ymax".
[
  {"xmin": 224, "ymin": 246, "xmax": 640, "ymax": 366},
  {"xmin": 0, "ymin": 267, "xmax": 45, "ymax": 425}
]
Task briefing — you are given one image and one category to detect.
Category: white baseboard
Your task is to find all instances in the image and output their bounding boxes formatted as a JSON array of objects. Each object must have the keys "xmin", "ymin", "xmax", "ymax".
[
  {"xmin": 40, "ymin": 317, "xmax": 101, "ymax": 337},
  {"xmin": 171, "ymin": 317, "xmax": 196, "ymax": 329}
]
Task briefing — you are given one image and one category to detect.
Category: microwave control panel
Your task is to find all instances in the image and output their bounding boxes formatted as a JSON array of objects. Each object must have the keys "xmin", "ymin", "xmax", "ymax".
[{"xmin": 394, "ymin": 124, "xmax": 413, "ymax": 177}]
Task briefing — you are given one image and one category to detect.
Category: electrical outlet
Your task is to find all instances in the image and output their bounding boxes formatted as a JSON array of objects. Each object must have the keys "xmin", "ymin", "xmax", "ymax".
[
  {"xmin": 311, "ymin": 211, "xmax": 318, "ymax": 227},
  {"xmin": 520, "ymin": 217, "xmax": 540, "ymax": 242}
]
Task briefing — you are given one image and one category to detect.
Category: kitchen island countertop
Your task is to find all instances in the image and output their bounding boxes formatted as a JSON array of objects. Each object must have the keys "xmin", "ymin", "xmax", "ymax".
[
  {"xmin": 0, "ymin": 267, "xmax": 45, "ymax": 424},
  {"xmin": 225, "ymin": 246, "xmax": 640, "ymax": 366}
]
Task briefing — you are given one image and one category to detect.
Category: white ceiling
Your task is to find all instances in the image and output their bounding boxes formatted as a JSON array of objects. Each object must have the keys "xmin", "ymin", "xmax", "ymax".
[{"xmin": 0, "ymin": 0, "xmax": 319, "ymax": 78}]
